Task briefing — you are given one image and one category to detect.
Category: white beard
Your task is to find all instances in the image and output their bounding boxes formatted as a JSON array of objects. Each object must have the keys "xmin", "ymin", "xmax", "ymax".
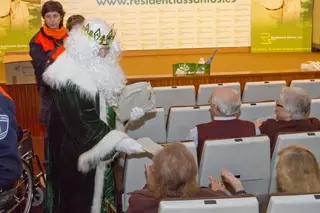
[{"xmin": 87, "ymin": 57, "xmax": 127, "ymax": 107}]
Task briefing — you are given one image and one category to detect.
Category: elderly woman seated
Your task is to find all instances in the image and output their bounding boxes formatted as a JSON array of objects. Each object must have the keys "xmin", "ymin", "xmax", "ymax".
[
  {"xmin": 222, "ymin": 145, "xmax": 320, "ymax": 212},
  {"xmin": 259, "ymin": 145, "xmax": 320, "ymax": 211},
  {"xmin": 125, "ymin": 142, "xmax": 246, "ymax": 213},
  {"xmin": 255, "ymin": 87, "xmax": 320, "ymax": 152}
]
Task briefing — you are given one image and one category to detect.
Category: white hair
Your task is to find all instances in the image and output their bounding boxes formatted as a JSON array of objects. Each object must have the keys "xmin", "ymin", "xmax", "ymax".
[
  {"xmin": 280, "ymin": 87, "xmax": 311, "ymax": 120},
  {"xmin": 211, "ymin": 88, "xmax": 241, "ymax": 117}
]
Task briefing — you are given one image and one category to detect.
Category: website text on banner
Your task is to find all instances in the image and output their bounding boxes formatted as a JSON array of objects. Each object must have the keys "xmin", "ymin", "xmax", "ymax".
[
  {"xmin": 0, "ymin": 0, "xmax": 41, "ymax": 58},
  {"xmin": 60, "ymin": 0, "xmax": 251, "ymax": 50},
  {"xmin": 251, "ymin": 0, "xmax": 313, "ymax": 53}
]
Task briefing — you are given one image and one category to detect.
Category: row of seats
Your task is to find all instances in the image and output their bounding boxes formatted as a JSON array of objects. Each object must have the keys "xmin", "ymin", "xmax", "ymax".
[
  {"xmin": 158, "ymin": 194, "xmax": 320, "ymax": 213},
  {"xmin": 117, "ymin": 100, "xmax": 320, "ymax": 143},
  {"xmin": 154, "ymin": 79, "xmax": 320, "ymax": 117},
  {"xmin": 121, "ymin": 131, "xmax": 320, "ymax": 211}
]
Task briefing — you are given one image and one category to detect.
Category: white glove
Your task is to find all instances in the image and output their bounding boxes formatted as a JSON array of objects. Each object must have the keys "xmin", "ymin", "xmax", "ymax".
[
  {"xmin": 115, "ymin": 137, "xmax": 144, "ymax": 154},
  {"xmin": 129, "ymin": 107, "xmax": 145, "ymax": 121}
]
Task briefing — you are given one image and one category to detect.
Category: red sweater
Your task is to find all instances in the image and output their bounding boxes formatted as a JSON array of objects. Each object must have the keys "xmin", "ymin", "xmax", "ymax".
[
  {"xmin": 197, "ymin": 119, "xmax": 256, "ymax": 161},
  {"xmin": 260, "ymin": 118, "xmax": 320, "ymax": 152}
]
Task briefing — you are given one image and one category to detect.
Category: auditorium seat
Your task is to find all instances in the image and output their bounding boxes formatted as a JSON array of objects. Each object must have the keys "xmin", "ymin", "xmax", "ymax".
[
  {"xmin": 242, "ymin": 81, "xmax": 286, "ymax": 103},
  {"xmin": 199, "ymin": 136, "xmax": 270, "ymax": 194},
  {"xmin": 197, "ymin": 82, "xmax": 241, "ymax": 105},
  {"xmin": 239, "ymin": 102, "xmax": 276, "ymax": 122},
  {"xmin": 116, "ymin": 108, "xmax": 166, "ymax": 143},
  {"xmin": 269, "ymin": 132, "xmax": 320, "ymax": 193},
  {"xmin": 182, "ymin": 141, "xmax": 198, "ymax": 165},
  {"xmin": 122, "ymin": 152, "xmax": 153, "ymax": 212},
  {"xmin": 310, "ymin": 99, "xmax": 320, "ymax": 119},
  {"xmin": 264, "ymin": 194, "xmax": 320, "ymax": 213},
  {"xmin": 158, "ymin": 197, "xmax": 259, "ymax": 213},
  {"xmin": 290, "ymin": 79, "xmax": 320, "ymax": 98},
  {"xmin": 122, "ymin": 142, "xmax": 198, "ymax": 211},
  {"xmin": 166, "ymin": 106, "xmax": 211, "ymax": 142},
  {"xmin": 154, "ymin": 86, "xmax": 196, "ymax": 117}
]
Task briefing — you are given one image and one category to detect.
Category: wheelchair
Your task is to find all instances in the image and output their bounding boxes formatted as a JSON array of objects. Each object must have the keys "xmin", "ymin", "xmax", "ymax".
[{"xmin": 7, "ymin": 130, "xmax": 46, "ymax": 213}]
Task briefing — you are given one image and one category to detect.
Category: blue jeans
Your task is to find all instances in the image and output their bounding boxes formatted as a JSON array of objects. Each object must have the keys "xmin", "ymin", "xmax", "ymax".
[{"xmin": 0, "ymin": 188, "xmax": 15, "ymax": 212}]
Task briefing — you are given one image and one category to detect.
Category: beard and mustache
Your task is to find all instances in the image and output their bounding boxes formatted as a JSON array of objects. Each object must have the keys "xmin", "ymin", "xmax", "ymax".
[
  {"xmin": 64, "ymin": 28, "xmax": 127, "ymax": 106},
  {"xmin": 88, "ymin": 56, "xmax": 127, "ymax": 107}
]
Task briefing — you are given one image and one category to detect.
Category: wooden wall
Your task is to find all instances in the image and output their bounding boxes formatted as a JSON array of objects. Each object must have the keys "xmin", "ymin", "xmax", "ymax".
[
  {"xmin": 4, "ymin": 70, "xmax": 320, "ymax": 137},
  {"xmin": 1, "ymin": 51, "xmax": 320, "ymax": 82}
]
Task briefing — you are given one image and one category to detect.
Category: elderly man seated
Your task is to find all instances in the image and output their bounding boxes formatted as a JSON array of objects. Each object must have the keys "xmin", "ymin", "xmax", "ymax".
[
  {"xmin": 256, "ymin": 87, "xmax": 320, "ymax": 152},
  {"xmin": 187, "ymin": 87, "xmax": 259, "ymax": 160}
]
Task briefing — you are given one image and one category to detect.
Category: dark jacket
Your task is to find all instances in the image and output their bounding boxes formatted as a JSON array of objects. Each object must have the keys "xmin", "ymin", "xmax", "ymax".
[
  {"xmin": 29, "ymin": 25, "xmax": 67, "ymax": 125},
  {"xmin": 45, "ymin": 84, "xmax": 115, "ymax": 213},
  {"xmin": 126, "ymin": 186, "xmax": 227, "ymax": 213},
  {"xmin": 0, "ymin": 87, "xmax": 22, "ymax": 188}
]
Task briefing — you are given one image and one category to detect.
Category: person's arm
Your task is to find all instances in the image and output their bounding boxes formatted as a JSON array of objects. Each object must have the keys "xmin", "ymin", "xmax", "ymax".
[
  {"xmin": 50, "ymin": 86, "xmax": 142, "ymax": 173},
  {"xmin": 29, "ymin": 37, "xmax": 53, "ymax": 81},
  {"xmin": 0, "ymin": 94, "xmax": 22, "ymax": 182},
  {"xmin": 16, "ymin": 124, "xmax": 23, "ymax": 142}
]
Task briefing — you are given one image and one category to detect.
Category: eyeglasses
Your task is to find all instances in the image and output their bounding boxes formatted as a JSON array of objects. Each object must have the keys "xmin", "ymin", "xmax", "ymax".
[
  {"xmin": 208, "ymin": 99, "xmax": 215, "ymax": 107},
  {"xmin": 276, "ymin": 101, "xmax": 284, "ymax": 108}
]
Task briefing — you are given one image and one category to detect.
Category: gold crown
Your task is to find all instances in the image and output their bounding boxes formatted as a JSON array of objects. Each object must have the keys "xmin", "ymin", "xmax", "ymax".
[{"xmin": 82, "ymin": 23, "xmax": 117, "ymax": 46}]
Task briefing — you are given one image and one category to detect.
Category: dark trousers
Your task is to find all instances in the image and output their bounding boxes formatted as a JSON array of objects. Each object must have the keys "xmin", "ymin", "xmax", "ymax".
[{"xmin": 39, "ymin": 85, "xmax": 52, "ymax": 126}]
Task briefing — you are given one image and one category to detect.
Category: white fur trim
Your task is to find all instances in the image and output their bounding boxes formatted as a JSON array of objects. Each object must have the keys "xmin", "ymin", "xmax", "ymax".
[
  {"xmin": 99, "ymin": 93, "xmax": 108, "ymax": 125},
  {"xmin": 43, "ymin": 52, "xmax": 98, "ymax": 101},
  {"xmin": 78, "ymin": 130, "xmax": 127, "ymax": 173},
  {"xmin": 91, "ymin": 161, "xmax": 107, "ymax": 213}
]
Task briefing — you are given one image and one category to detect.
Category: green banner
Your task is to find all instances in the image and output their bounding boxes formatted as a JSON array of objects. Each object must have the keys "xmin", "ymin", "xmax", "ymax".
[
  {"xmin": 251, "ymin": 0, "xmax": 313, "ymax": 53},
  {"xmin": 0, "ymin": 0, "xmax": 41, "ymax": 59}
]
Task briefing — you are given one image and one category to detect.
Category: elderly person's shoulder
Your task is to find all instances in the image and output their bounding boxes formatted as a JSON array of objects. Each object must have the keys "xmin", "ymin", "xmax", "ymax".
[
  {"xmin": 129, "ymin": 186, "xmax": 226, "ymax": 200},
  {"xmin": 127, "ymin": 186, "xmax": 226, "ymax": 213},
  {"xmin": 127, "ymin": 187, "xmax": 159, "ymax": 213},
  {"xmin": 258, "ymin": 118, "xmax": 278, "ymax": 127}
]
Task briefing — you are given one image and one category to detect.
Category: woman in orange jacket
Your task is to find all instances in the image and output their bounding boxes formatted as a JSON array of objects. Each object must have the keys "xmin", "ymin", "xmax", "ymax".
[{"xmin": 29, "ymin": 1, "xmax": 67, "ymax": 128}]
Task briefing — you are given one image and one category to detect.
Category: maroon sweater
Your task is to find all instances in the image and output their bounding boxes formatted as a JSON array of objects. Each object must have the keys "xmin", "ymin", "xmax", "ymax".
[
  {"xmin": 259, "ymin": 118, "xmax": 320, "ymax": 152},
  {"xmin": 126, "ymin": 187, "xmax": 226, "ymax": 213},
  {"xmin": 197, "ymin": 119, "xmax": 256, "ymax": 161}
]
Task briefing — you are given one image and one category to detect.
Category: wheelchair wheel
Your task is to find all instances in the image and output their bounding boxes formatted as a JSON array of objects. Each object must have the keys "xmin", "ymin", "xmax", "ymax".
[
  {"xmin": 32, "ymin": 187, "xmax": 44, "ymax": 207},
  {"xmin": 8, "ymin": 160, "xmax": 34, "ymax": 213}
]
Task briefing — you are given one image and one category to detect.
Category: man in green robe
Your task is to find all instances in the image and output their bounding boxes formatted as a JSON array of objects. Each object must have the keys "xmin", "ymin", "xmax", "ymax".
[{"xmin": 42, "ymin": 18, "xmax": 145, "ymax": 213}]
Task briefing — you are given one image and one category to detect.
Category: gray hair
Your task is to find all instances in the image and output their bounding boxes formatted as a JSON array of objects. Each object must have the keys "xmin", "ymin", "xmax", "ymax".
[
  {"xmin": 211, "ymin": 88, "xmax": 241, "ymax": 117},
  {"xmin": 280, "ymin": 87, "xmax": 311, "ymax": 120}
]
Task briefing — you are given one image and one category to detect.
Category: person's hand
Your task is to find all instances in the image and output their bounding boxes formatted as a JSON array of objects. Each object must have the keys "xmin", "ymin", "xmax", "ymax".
[
  {"xmin": 254, "ymin": 120, "xmax": 263, "ymax": 128},
  {"xmin": 144, "ymin": 164, "xmax": 152, "ymax": 183},
  {"xmin": 129, "ymin": 107, "xmax": 145, "ymax": 121},
  {"xmin": 115, "ymin": 137, "xmax": 144, "ymax": 154},
  {"xmin": 209, "ymin": 176, "xmax": 227, "ymax": 192},
  {"xmin": 221, "ymin": 168, "xmax": 244, "ymax": 192}
]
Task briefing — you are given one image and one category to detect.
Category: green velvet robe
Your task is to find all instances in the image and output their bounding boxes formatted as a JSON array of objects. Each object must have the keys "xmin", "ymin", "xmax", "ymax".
[{"xmin": 45, "ymin": 82, "xmax": 116, "ymax": 213}]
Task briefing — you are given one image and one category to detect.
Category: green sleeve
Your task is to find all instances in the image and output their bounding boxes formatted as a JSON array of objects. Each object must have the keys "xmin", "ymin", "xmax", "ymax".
[{"xmin": 51, "ymin": 84, "xmax": 111, "ymax": 152}]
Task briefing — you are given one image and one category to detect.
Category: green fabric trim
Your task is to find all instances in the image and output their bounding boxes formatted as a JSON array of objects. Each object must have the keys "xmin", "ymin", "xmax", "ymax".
[
  {"xmin": 106, "ymin": 106, "xmax": 116, "ymax": 130},
  {"xmin": 101, "ymin": 167, "xmax": 115, "ymax": 213}
]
